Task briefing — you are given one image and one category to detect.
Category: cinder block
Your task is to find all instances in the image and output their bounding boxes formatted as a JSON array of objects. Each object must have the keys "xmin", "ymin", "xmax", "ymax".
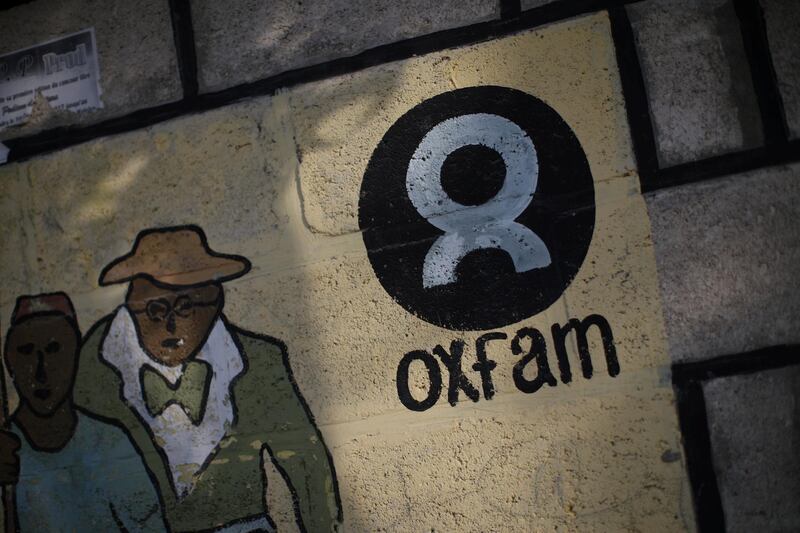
[
  {"xmin": 760, "ymin": 0, "xmax": 800, "ymax": 139},
  {"xmin": 646, "ymin": 163, "xmax": 800, "ymax": 363},
  {"xmin": 190, "ymin": 0, "xmax": 499, "ymax": 93},
  {"xmin": 627, "ymin": 0, "xmax": 764, "ymax": 167},
  {"xmin": 703, "ymin": 365, "xmax": 800, "ymax": 532},
  {"xmin": 0, "ymin": 0, "xmax": 181, "ymax": 141}
]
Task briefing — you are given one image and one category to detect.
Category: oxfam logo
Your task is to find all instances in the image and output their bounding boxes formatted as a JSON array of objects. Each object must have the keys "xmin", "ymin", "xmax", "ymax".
[{"xmin": 359, "ymin": 86, "xmax": 595, "ymax": 331}]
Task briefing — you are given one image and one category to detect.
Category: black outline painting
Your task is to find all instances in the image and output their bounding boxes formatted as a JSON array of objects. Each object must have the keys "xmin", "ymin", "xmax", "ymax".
[
  {"xmin": 359, "ymin": 86, "xmax": 595, "ymax": 331},
  {"xmin": 69, "ymin": 225, "xmax": 342, "ymax": 532},
  {"xmin": 0, "ymin": 292, "xmax": 167, "ymax": 531}
]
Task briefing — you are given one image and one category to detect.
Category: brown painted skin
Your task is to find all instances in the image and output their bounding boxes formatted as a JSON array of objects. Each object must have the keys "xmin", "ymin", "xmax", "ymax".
[
  {"xmin": 0, "ymin": 314, "xmax": 81, "ymax": 483},
  {"xmin": 126, "ymin": 277, "xmax": 223, "ymax": 367}
]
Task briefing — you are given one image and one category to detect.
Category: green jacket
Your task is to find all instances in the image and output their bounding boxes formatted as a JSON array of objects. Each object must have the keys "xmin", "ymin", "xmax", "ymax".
[{"xmin": 73, "ymin": 313, "xmax": 341, "ymax": 532}]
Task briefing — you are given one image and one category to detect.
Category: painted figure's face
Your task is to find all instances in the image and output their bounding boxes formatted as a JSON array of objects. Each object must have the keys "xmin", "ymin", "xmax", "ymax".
[
  {"xmin": 4, "ymin": 315, "xmax": 79, "ymax": 416},
  {"xmin": 127, "ymin": 278, "xmax": 223, "ymax": 367}
]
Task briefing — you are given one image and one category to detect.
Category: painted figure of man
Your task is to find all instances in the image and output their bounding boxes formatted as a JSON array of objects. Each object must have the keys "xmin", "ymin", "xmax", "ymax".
[
  {"xmin": 73, "ymin": 225, "xmax": 341, "ymax": 532},
  {"xmin": 0, "ymin": 293, "xmax": 166, "ymax": 532}
]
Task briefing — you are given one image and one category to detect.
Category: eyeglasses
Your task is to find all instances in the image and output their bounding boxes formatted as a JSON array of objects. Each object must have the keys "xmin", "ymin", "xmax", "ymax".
[{"xmin": 129, "ymin": 294, "xmax": 220, "ymax": 323}]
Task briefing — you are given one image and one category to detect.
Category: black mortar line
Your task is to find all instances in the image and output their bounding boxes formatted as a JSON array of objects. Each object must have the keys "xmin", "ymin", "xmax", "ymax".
[
  {"xmin": 167, "ymin": 0, "xmax": 200, "ymax": 100},
  {"xmin": 0, "ymin": 0, "xmax": 35, "ymax": 10},
  {"xmin": 608, "ymin": 5, "xmax": 659, "ymax": 188},
  {"xmin": 733, "ymin": 0, "xmax": 789, "ymax": 145},
  {"xmin": 2, "ymin": 0, "xmax": 644, "ymax": 163},
  {"xmin": 671, "ymin": 344, "xmax": 799, "ymax": 531},
  {"xmin": 515, "ymin": 0, "xmax": 642, "ymax": 27},
  {"xmin": 500, "ymin": 0, "xmax": 522, "ymax": 20},
  {"xmin": 644, "ymin": 139, "xmax": 800, "ymax": 193},
  {"xmin": 672, "ymin": 345, "xmax": 799, "ymax": 383},
  {"xmin": 672, "ymin": 380, "xmax": 726, "ymax": 533}
]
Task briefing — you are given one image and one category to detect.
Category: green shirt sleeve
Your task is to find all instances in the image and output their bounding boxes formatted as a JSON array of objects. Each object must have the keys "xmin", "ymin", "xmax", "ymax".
[
  {"xmin": 73, "ymin": 318, "xmax": 113, "ymax": 416},
  {"xmin": 237, "ymin": 332, "xmax": 341, "ymax": 533}
]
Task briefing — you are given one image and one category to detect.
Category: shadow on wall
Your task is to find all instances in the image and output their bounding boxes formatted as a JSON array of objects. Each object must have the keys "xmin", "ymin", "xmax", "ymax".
[
  {"xmin": 0, "ymin": 50, "xmax": 406, "ymax": 532},
  {"xmin": 0, "ymin": 20, "xmax": 675, "ymax": 530}
]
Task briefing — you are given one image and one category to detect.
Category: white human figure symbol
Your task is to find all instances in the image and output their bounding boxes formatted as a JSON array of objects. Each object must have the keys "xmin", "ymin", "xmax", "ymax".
[{"xmin": 406, "ymin": 113, "xmax": 552, "ymax": 288}]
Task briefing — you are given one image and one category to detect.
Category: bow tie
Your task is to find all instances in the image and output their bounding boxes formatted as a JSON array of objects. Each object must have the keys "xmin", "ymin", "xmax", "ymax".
[{"xmin": 141, "ymin": 360, "xmax": 211, "ymax": 424}]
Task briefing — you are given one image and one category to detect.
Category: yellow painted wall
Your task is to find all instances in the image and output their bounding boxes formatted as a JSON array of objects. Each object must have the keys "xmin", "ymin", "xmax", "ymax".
[{"xmin": 0, "ymin": 12, "xmax": 694, "ymax": 532}]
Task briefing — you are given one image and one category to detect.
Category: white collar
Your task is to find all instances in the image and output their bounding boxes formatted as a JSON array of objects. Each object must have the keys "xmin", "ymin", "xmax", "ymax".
[{"xmin": 101, "ymin": 307, "xmax": 245, "ymax": 498}]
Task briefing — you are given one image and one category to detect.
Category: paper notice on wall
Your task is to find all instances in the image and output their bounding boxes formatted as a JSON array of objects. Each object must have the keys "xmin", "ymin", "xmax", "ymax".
[{"xmin": 0, "ymin": 29, "xmax": 103, "ymax": 132}]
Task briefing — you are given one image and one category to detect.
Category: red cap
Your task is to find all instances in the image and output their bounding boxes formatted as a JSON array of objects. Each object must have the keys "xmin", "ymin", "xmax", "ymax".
[{"xmin": 11, "ymin": 292, "xmax": 76, "ymax": 325}]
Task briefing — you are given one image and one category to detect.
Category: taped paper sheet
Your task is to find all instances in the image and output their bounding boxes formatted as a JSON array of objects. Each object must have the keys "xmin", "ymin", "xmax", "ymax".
[{"xmin": 0, "ymin": 28, "xmax": 103, "ymax": 132}]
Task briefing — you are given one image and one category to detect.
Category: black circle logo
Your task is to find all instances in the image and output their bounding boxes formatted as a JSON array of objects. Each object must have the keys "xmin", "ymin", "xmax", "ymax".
[{"xmin": 359, "ymin": 86, "xmax": 595, "ymax": 331}]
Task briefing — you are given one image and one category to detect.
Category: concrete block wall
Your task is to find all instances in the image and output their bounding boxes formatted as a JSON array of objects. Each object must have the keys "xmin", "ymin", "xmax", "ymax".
[
  {"xmin": 646, "ymin": 164, "xmax": 800, "ymax": 363},
  {"xmin": 626, "ymin": 0, "xmax": 763, "ymax": 167},
  {"xmin": 703, "ymin": 364, "xmax": 800, "ymax": 533},
  {"xmin": 190, "ymin": 0, "xmax": 500, "ymax": 92},
  {"xmin": 0, "ymin": 0, "xmax": 797, "ymax": 531},
  {"xmin": 0, "ymin": 0, "xmax": 181, "ymax": 141}
]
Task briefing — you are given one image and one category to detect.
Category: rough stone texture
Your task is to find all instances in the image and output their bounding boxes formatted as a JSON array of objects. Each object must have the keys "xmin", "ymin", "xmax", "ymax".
[
  {"xmin": 330, "ymin": 386, "xmax": 690, "ymax": 532},
  {"xmin": 2, "ymin": 98, "xmax": 294, "ymax": 296},
  {"xmin": 0, "ymin": 11, "xmax": 692, "ymax": 529},
  {"xmin": 761, "ymin": 0, "xmax": 800, "ymax": 139},
  {"xmin": 627, "ymin": 0, "xmax": 764, "ymax": 168},
  {"xmin": 190, "ymin": 0, "xmax": 499, "ymax": 93},
  {"xmin": 646, "ymin": 163, "xmax": 800, "ymax": 363},
  {"xmin": 0, "ymin": 0, "xmax": 181, "ymax": 141},
  {"xmin": 703, "ymin": 365, "xmax": 800, "ymax": 532}
]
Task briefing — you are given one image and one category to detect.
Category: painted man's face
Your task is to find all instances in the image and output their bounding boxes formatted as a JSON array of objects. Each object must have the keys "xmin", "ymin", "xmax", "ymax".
[
  {"xmin": 4, "ymin": 314, "xmax": 79, "ymax": 416},
  {"xmin": 127, "ymin": 278, "xmax": 223, "ymax": 367}
]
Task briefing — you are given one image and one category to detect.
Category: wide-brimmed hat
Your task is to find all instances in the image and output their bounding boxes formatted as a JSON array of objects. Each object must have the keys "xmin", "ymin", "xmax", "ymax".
[{"xmin": 99, "ymin": 225, "xmax": 251, "ymax": 287}]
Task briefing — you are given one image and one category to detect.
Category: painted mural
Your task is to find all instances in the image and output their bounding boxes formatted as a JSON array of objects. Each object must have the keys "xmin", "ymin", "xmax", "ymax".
[
  {"xmin": 0, "ymin": 226, "xmax": 341, "ymax": 532},
  {"xmin": 1, "ymin": 293, "xmax": 166, "ymax": 531},
  {"xmin": 0, "ymin": 14, "xmax": 691, "ymax": 531}
]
